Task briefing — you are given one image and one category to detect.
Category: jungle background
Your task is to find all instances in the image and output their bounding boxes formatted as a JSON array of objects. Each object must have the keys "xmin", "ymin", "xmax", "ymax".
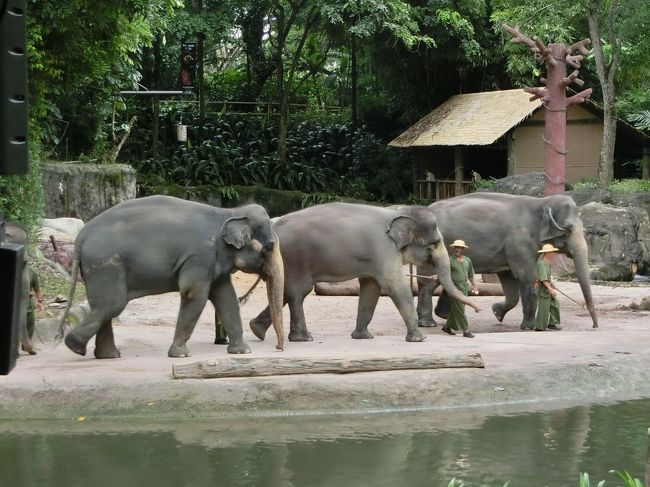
[{"xmin": 1, "ymin": 0, "xmax": 649, "ymax": 235}]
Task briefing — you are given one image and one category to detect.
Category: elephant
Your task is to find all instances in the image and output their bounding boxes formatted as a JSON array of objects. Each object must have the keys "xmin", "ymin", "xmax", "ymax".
[
  {"xmin": 57, "ymin": 195, "xmax": 284, "ymax": 358},
  {"xmin": 241, "ymin": 202, "xmax": 480, "ymax": 344},
  {"xmin": 416, "ymin": 192, "xmax": 598, "ymax": 330}
]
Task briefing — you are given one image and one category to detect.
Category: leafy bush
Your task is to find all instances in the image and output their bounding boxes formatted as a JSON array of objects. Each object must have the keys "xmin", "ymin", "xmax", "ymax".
[
  {"xmin": 609, "ymin": 179, "xmax": 650, "ymax": 194},
  {"xmin": 128, "ymin": 114, "xmax": 412, "ymax": 203}
]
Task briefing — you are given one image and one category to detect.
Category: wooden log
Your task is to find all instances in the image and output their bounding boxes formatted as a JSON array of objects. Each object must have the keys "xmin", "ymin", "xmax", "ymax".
[
  {"xmin": 172, "ymin": 353, "xmax": 485, "ymax": 379},
  {"xmin": 314, "ymin": 280, "xmax": 503, "ymax": 297}
]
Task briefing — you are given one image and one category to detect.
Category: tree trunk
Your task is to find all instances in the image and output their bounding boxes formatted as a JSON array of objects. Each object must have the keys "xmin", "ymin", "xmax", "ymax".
[
  {"xmin": 351, "ymin": 36, "xmax": 358, "ymax": 126},
  {"xmin": 588, "ymin": 0, "xmax": 620, "ymax": 188},
  {"xmin": 172, "ymin": 353, "xmax": 485, "ymax": 379},
  {"xmin": 276, "ymin": 9, "xmax": 288, "ymax": 164}
]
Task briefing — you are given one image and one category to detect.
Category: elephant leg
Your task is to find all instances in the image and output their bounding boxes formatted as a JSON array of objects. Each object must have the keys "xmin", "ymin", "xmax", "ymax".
[
  {"xmin": 519, "ymin": 277, "xmax": 538, "ymax": 330},
  {"xmin": 168, "ymin": 272, "xmax": 211, "ymax": 358},
  {"xmin": 385, "ymin": 279, "xmax": 425, "ymax": 343},
  {"xmin": 492, "ymin": 271, "xmax": 521, "ymax": 325},
  {"xmin": 209, "ymin": 279, "xmax": 251, "ymax": 355},
  {"xmin": 249, "ymin": 306, "xmax": 272, "ymax": 341},
  {"xmin": 65, "ymin": 267, "xmax": 126, "ymax": 357},
  {"xmin": 351, "ymin": 277, "xmax": 381, "ymax": 339},
  {"xmin": 416, "ymin": 263, "xmax": 437, "ymax": 327},
  {"xmin": 212, "ymin": 307, "xmax": 229, "ymax": 345},
  {"xmin": 287, "ymin": 284, "xmax": 314, "ymax": 342},
  {"xmin": 94, "ymin": 319, "xmax": 121, "ymax": 359}
]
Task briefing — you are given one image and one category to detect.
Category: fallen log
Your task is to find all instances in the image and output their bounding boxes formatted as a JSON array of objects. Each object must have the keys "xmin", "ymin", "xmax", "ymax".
[
  {"xmin": 314, "ymin": 280, "xmax": 503, "ymax": 296},
  {"xmin": 172, "ymin": 353, "xmax": 485, "ymax": 379}
]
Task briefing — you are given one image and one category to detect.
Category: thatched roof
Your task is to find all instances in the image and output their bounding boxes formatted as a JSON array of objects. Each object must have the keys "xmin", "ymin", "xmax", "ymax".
[{"xmin": 389, "ymin": 89, "xmax": 543, "ymax": 147}]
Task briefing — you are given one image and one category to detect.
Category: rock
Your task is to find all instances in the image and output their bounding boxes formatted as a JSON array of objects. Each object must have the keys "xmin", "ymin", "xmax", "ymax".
[
  {"xmin": 630, "ymin": 296, "xmax": 650, "ymax": 311},
  {"xmin": 39, "ymin": 217, "xmax": 84, "ymax": 244},
  {"xmin": 613, "ymin": 192, "xmax": 650, "ymax": 217},
  {"xmin": 579, "ymin": 202, "xmax": 650, "ymax": 281},
  {"xmin": 565, "ymin": 187, "xmax": 613, "ymax": 206},
  {"xmin": 478, "ymin": 173, "xmax": 544, "ymax": 197}
]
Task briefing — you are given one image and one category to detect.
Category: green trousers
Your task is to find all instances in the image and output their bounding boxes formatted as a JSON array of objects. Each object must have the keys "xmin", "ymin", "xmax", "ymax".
[
  {"xmin": 446, "ymin": 283, "xmax": 469, "ymax": 332},
  {"xmin": 535, "ymin": 294, "xmax": 560, "ymax": 330}
]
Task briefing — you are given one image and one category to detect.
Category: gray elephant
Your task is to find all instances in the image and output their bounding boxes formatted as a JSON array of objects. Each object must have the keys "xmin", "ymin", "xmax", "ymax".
[
  {"xmin": 243, "ymin": 202, "xmax": 480, "ymax": 343},
  {"xmin": 58, "ymin": 195, "xmax": 284, "ymax": 358},
  {"xmin": 416, "ymin": 193, "xmax": 598, "ymax": 330}
]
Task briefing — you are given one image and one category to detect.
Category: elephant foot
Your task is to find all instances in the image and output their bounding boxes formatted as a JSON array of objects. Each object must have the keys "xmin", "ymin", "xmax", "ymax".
[
  {"xmin": 64, "ymin": 334, "xmax": 87, "ymax": 356},
  {"xmin": 21, "ymin": 345, "xmax": 37, "ymax": 355},
  {"xmin": 214, "ymin": 337, "xmax": 229, "ymax": 345},
  {"xmin": 168, "ymin": 343, "xmax": 191, "ymax": 358},
  {"xmin": 418, "ymin": 318, "xmax": 437, "ymax": 328},
  {"xmin": 520, "ymin": 320, "xmax": 536, "ymax": 330},
  {"xmin": 249, "ymin": 320, "xmax": 269, "ymax": 341},
  {"xmin": 227, "ymin": 341, "xmax": 252, "ymax": 354},
  {"xmin": 406, "ymin": 330, "xmax": 426, "ymax": 342},
  {"xmin": 288, "ymin": 330, "xmax": 313, "ymax": 342},
  {"xmin": 492, "ymin": 303, "xmax": 506, "ymax": 323},
  {"xmin": 351, "ymin": 329, "xmax": 374, "ymax": 339},
  {"xmin": 94, "ymin": 348, "xmax": 121, "ymax": 359}
]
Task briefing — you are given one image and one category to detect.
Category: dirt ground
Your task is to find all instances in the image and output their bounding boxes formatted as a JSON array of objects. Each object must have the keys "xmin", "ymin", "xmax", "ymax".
[{"xmin": 2, "ymin": 272, "xmax": 650, "ymax": 420}]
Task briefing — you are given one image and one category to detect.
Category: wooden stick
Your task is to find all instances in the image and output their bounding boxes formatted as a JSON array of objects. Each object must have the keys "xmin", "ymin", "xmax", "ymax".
[
  {"xmin": 554, "ymin": 286, "xmax": 586, "ymax": 309},
  {"xmin": 172, "ymin": 353, "xmax": 485, "ymax": 379}
]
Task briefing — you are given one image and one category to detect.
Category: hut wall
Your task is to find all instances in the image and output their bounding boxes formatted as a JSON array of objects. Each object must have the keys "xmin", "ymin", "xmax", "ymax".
[{"xmin": 512, "ymin": 105, "xmax": 602, "ymax": 183}]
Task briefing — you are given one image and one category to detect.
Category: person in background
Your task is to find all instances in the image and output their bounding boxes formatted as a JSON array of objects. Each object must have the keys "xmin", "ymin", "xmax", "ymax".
[
  {"xmin": 533, "ymin": 243, "xmax": 562, "ymax": 331},
  {"xmin": 441, "ymin": 239, "xmax": 479, "ymax": 338}
]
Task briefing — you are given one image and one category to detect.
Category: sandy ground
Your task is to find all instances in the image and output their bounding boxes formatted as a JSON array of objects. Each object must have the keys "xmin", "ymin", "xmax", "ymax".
[{"xmin": 1, "ymin": 273, "xmax": 650, "ymax": 420}]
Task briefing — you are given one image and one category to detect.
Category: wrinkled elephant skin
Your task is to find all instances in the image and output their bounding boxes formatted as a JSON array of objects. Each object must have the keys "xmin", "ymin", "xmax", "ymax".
[
  {"xmin": 59, "ymin": 195, "xmax": 284, "ymax": 359},
  {"xmin": 247, "ymin": 202, "xmax": 479, "ymax": 344},
  {"xmin": 416, "ymin": 193, "xmax": 598, "ymax": 329}
]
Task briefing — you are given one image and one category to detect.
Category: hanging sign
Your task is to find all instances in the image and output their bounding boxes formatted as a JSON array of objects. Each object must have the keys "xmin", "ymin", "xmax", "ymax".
[{"xmin": 179, "ymin": 41, "xmax": 197, "ymax": 94}]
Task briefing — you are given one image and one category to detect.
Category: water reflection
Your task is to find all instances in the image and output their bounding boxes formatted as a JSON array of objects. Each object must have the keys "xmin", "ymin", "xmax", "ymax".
[{"xmin": 0, "ymin": 399, "xmax": 648, "ymax": 486}]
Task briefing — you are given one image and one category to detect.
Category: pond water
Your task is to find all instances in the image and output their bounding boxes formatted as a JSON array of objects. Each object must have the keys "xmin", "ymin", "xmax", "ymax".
[{"xmin": 0, "ymin": 399, "xmax": 648, "ymax": 487}]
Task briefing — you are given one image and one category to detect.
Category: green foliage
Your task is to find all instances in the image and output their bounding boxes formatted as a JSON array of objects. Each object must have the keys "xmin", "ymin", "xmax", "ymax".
[
  {"xmin": 129, "ymin": 114, "xmax": 411, "ymax": 202},
  {"xmin": 608, "ymin": 179, "xmax": 650, "ymax": 194},
  {"xmin": 627, "ymin": 110, "xmax": 650, "ymax": 131},
  {"xmin": 473, "ymin": 177, "xmax": 496, "ymax": 191},
  {"xmin": 301, "ymin": 192, "xmax": 338, "ymax": 208}
]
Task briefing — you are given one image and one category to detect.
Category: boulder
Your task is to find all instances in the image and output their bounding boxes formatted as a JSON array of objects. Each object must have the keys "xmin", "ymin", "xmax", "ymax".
[
  {"xmin": 479, "ymin": 173, "xmax": 544, "ymax": 197},
  {"xmin": 579, "ymin": 202, "xmax": 650, "ymax": 281},
  {"xmin": 565, "ymin": 187, "xmax": 613, "ymax": 206}
]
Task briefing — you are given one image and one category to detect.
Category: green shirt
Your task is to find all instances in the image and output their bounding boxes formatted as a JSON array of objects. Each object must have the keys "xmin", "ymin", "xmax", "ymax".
[
  {"xmin": 536, "ymin": 257, "xmax": 552, "ymax": 297},
  {"xmin": 450, "ymin": 255, "xmax": 474, "ymax": 291}
]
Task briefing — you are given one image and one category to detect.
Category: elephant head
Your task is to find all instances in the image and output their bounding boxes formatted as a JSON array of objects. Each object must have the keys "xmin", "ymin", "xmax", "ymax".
[
  {"xmin": 540, "ymin": 194, "xmax": 598, "ymax": 328},
  {"xmin": 222, "ymin": 205, "xmax": 285, "ymax": 350},
  {"xmin": 388, "ymin": 206, "xmax": 478, "ymax": 311}
]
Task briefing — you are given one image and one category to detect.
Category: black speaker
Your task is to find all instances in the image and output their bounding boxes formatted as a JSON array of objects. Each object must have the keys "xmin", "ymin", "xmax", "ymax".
[
  {"xmin": 0, "ymin": 0, "xmax": 28, "ymax": 175},
  {"xmin": 0, "ymin": 213, "xmax": 24, "ymax": 375}
]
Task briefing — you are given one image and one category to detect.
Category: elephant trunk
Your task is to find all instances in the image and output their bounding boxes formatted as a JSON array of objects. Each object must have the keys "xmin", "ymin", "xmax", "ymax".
[
  {"xmin": 263, "ymin": 238, "xmax": 285, "ymax": 350},
  {"xmin": 430, "ymin": 243, "xmax": 479, "ymax": 311},
  {"xmin": 567, "ymin": 227, "xmax": 598, "ymax": 328}
]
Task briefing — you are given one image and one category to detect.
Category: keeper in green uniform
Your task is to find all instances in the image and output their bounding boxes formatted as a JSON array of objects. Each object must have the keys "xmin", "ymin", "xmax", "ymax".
[
  {"xmin": 26, "ymin": 264, "xmax": 44, "ymax": 340},
  {"xmin": 534, "ymin": 243, "xmax": 562, "ymax": 331},
  {"xmin": 441, "ymin": 239, "xmax": 479, "ymax": 338}
]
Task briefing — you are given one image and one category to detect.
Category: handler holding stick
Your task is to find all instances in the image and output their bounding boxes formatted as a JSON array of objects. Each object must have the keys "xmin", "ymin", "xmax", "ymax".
[{"xmin": 533, "ymin": 243, "xmax": 562, "ymax": 331}]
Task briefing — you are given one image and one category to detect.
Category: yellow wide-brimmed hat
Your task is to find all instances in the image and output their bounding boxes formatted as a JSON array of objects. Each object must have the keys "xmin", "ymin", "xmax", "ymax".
[
  {"xmin": 538, "ymin": 243, "xmax": 560, "ymax": 253},
  {"xmin": 450, "ymin": 239, "xmax": 468, "ymax": 248}
]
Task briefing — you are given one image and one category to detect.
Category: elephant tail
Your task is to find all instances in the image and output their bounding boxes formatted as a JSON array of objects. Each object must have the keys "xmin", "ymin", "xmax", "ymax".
[
  {"xmin": 55, "ymin": 255, "xmax": 80, "ymax": 344},
  {"xmin": 238, "ymin": 275, "xmax": 263, "ymax": 305}
]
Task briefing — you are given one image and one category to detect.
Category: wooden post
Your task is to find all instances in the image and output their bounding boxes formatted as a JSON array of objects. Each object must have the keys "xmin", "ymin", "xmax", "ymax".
[
  {"xmin": 454, "ymin": 146, "xmax": 464, "ymax": 197},
  {"xmin": 643, "ymin": 147, "xmax": 650, "ymax": 180},
  {"xmin": 507, "ymin": 132, "xmax": 516, "ymax": 176},
  {"xmin": 172, "ymin": 353, "xmax": 485, "ymax": 379}
]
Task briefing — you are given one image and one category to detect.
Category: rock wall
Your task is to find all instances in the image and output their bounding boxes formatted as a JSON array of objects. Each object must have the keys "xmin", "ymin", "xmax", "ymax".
[{"xmin": 42, "ymin": 163, "xmax": 136, "ymax": 222}]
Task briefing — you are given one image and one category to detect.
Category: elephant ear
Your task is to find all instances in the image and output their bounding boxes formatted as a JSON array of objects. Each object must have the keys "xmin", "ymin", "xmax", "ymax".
[
  {"xmin": 387, "ymin": 215, "xmax": 417, "ymax": 251},
  {"xmin": 222, "ymin": 216, "xmax": 250, "ymax": 250},
  {"xmin": 540, "ymin": 205, "xmax": 568, "ymax": 241}
]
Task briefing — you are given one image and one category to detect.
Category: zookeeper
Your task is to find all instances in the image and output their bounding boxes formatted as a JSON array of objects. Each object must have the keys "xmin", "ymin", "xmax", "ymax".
[
  {"xmin": 441, "ymin": 239, "xmax": 479, "ymax": 338},
  {"xmin": 534, "ymin": 243, "xmax": 562, "ymax": 331}
]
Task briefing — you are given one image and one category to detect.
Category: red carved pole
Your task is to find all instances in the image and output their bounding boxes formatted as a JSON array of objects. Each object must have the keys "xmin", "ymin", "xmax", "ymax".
[
  {"xmin": 544, "ymin": 43, "xmax": 569, "ymax": 195},
  {"xmin": 503, "ymin": 25, "xmax": 592, "ymax": 195}
]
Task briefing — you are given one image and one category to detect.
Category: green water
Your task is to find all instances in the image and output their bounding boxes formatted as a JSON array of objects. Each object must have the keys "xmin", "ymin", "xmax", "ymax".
[{"xmin": 0, "ymin": 399, "xmax": 648, "ymax": 487}]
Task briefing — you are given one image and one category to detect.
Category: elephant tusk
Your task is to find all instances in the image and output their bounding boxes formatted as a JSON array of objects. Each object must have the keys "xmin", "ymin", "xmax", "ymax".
[{"xmin": 547, "ymin": 207, "xmax": 567, "ymax": 232}]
